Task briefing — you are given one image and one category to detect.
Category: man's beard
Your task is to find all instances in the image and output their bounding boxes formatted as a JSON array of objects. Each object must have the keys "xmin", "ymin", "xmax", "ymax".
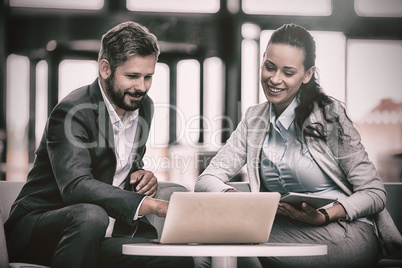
[{"xmin": 105, "ymin": 75, "xmax": 146, "ymax": 112}]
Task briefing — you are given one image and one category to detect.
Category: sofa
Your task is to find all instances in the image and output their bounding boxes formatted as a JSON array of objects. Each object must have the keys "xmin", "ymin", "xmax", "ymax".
[{"xmin": 0, "ymin": 180, "xmax": 188, "ymax": 268}]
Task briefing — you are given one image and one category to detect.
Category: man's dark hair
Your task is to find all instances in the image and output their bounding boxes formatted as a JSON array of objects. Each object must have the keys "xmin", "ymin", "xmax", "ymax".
[{"xmin": 98, "ymin": 21, "xmax": 160, "ymax": 75}]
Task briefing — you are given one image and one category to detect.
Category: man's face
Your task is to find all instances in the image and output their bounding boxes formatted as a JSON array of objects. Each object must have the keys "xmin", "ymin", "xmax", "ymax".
[{"xmin": 104, "ymin": 55, "xmax": 157, "ymax": 116}]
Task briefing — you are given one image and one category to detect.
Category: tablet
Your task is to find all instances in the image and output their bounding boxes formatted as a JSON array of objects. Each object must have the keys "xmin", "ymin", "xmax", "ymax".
[{"xmin": 280, "ymin": 192, "xmax": 338, "ymax": 209}]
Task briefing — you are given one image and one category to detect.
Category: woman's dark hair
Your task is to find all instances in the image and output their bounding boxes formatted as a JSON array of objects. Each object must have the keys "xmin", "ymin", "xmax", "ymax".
[
  {"xmin": 98, "ymin": 21, "xmax": 160, "ymax": 76},
  {"xmin": 269, "ymin": 23, "xmax": 346, "ymax": 142}
]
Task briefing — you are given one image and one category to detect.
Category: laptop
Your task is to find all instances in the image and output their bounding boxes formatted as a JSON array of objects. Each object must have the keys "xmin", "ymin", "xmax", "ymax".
[{"xmin": 159, "ymin": 192, "xmax": 280, "ymax": 244}]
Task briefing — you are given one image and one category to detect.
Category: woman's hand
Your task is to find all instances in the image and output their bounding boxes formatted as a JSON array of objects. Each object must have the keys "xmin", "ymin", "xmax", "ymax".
[
  {"xmin": 277, "ymin": 202, "xmax": 326, "ymax": 225},
  {"xmin": 277, "ymin": 202, "xmax": 347, "ymax": 225}
]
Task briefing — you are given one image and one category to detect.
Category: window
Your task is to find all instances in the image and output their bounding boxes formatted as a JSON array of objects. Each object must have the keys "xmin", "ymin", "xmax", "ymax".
[
  {"xmin": 204, "ymin": 57, "xmax": 225, "ymax": 149},
  {"xmin": 347, "ymin": 39, "xmax": 402, "ymax": 181},
  {"xmin": 241, "ymin": 23, "xmax": 261, "ymax": 115},
  {"xmin": 6, "ymin": 55, "xmax": 30, "ymax": 181},
  {"xmin": 242, "ymin": 0, "xmax": 332, "ymax": 16},
  {"xmin": 143, "ymin": 63, "xmax": 170, "ymax": 181},
  {"xmin": 176, "ymin": 60, "xmax": 200, "ymax": 146},
  {"xmin": 10, "ymin": 0, "xmax": 104, "ymax": 10},
  {"xmin": 58, "ymin": 60, "xmax": 98, "ymax": 101},
  {"xmin": 147, "ymin": 63, "xmax": 170, "ymax": 148},
  {"xmin": 355, "ymin": 0, "xmax": 402, "ymax": 17},
  {"xmin": 127, "ymin": 0, "xmax": 219, "ymax": 13},
  {"xmin": 242, "ymin": 39, "xmax": 259, "ymax": 115},
  {"xmin": 35, "ymin": 60, "xmax": 48, "ymax": 147},
  {"xmin": 346, "ymin": 40, "xmax": 402, "ymax": 121}
]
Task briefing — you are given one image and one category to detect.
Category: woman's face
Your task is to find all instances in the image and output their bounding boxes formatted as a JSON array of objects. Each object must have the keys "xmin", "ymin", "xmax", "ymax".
[{"xmin": 261, "ymin": 43, "xmax": 314, "ymax": 115}]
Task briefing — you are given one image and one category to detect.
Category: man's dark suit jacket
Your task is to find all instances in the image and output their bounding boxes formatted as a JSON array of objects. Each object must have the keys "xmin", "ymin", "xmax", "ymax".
[{"xmin": 5, "ymin": 79, "xmax": 155, "ymax": 255}]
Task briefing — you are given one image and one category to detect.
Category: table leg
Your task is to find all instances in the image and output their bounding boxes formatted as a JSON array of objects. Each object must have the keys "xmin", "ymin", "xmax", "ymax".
[{"xmin": 212, "ymin": 256, "xmax": 237, "ymax": 268}]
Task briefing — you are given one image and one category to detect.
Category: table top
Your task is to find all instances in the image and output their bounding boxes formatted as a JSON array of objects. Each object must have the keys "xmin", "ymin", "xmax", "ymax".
[{"xmin": 123, "ymin": 242, "xmax": 327, "ymax": 257}]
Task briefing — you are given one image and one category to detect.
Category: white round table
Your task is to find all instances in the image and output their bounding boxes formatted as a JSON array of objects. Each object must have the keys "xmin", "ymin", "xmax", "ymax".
[{"xmin": 123, "ymin": 243, "xmax": 327, "ymax": 268}]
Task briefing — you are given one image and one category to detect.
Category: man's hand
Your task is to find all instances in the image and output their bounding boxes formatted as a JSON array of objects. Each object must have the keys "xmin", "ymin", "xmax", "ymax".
[
  {"xmin": 138, "ymin": 198, "xmax": 169, "ymax": 218},
  {"xmin": 130, "ymin": 170, "xmax": 158, "ymax": 198},
  {"xmin": 277, "ymin": 202, "xmax": 326, "ymax": 225}
]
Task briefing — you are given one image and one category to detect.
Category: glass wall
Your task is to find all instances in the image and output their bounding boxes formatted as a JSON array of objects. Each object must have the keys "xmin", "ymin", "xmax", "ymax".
[
  {"xmin": 354, "ymin": 0, "xmax": 402, "ymax": 17},
  {"xmin": 4, "ymin": 0, "xmax": 402, "ymax": 184},
  {"xmin": 6, "ymin": 55, "xmax": 29, "ymax": 181},
  {"xmin": 127, "ymin": 0, "xmax": 219, "ymax": 13},
  {"xmin": 10, "ymin": 0, "xmax": 104, "ymax": 10},
  {"xmin": 58, "ymin": 60, "xmax": 98, "ymax": 101},
  {"xmin": 242, "ymin": 0, "xmax": 332, "ymax": 16},
  {"xmin": 347, "ymin": 40, "xmax": 402, "ymax": 181}
]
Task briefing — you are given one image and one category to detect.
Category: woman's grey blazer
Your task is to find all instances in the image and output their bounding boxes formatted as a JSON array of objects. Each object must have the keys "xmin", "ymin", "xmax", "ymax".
[{"xmin": 195, "ymin": 100, "xmax": 402, "ymax": 257}]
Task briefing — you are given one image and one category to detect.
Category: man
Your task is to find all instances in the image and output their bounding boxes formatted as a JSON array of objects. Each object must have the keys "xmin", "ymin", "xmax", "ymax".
[{"xmin": 5, "ymin": 21, "xmax": 193, "ymax": 268}]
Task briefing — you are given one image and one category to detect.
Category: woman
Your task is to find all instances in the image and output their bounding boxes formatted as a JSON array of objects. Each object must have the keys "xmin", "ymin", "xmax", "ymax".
[{"xmin": 195, "ymin": 24, "xmax": 401, "ymax": 267}]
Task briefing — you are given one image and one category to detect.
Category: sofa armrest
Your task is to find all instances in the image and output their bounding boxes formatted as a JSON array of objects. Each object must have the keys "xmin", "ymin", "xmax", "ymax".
[
  {"xmin": 0, "ymin": 181, "xmax": 25, "ymax": 223},
  {"xmin": 145, "ymin": 181, "xmax": 188, "ymax": 239},
  {"xmin": 154, "ymin": 181, "xmax": 189, "ymax": 201}
]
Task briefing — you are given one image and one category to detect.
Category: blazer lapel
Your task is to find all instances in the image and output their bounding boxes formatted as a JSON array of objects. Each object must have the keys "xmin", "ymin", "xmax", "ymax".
[
  {"xmin": 96, "ymin": 101, "xmax": 115, "ymax": 149},
  {"xmin": 88, "ymin": 79, "xmax": 115, "ymax": 149},
  {"xmin": 247, "ymin": 102, "xmax": 271, "ymax": 191}
]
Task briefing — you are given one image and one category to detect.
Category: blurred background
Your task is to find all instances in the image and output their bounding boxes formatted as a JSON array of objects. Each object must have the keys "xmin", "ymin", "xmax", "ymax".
[{"xmin": 1, "ymin": 0, "xmax": 401, "ymax": 190}]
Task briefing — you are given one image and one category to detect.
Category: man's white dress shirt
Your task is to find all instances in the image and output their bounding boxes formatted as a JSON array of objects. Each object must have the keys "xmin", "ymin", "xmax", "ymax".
[{"xmin": 99, "ymin": 80, "xmax": 146, "ymax": 237}]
